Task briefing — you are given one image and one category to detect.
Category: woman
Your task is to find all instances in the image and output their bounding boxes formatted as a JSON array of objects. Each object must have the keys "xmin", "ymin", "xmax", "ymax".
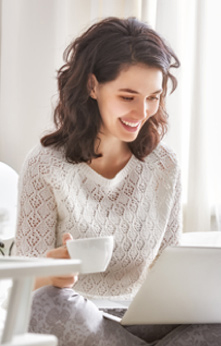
[{"xmin": 15, "ymin": 17, "xmax": 220, "ymax": 346}]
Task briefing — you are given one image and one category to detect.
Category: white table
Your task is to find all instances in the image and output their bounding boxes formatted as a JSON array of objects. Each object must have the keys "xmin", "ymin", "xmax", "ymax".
[
  {"xmin": 0, "ymin": 257, "xmax": 81, "ymax": 346},
  {"xmin": 181, "ymin": 231, "xmax": 221, "ymax": 247}
]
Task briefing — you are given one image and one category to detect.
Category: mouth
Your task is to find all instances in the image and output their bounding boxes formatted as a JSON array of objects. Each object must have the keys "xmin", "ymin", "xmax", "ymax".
[{"xmin": 119, "ymin": 118, "xmax": 141, "ymax": 132}]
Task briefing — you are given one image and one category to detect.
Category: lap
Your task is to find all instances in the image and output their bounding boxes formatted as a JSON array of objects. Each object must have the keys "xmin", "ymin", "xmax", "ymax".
[
  {"xmin": 156, "ymin": 324, "xmax": 221, "ymax": 346},
  {"xmin": 126, "ymin": 324, "xmax": 221, "ymax": 345},
  {"xmin": 29, "ymin": 286, "xmax": 221, "ymax": 346},
  {"xmin": 29, "ymin": 286, "xmax": 147, "ymax": 346}
]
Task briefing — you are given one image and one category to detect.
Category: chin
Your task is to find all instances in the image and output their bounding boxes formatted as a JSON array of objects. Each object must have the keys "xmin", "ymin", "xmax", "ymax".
[{"xmin": 121, "ymin": 135, "xmax": 138, "ymax": 143}]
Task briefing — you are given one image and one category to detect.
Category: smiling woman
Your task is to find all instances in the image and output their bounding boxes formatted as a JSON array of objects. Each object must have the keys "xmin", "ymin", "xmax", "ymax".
[
  {"xmin": 87, "ymin": 64, "xmax": 163, "ymax": 178},
  {"xmin": 40, "ymin": 17, "xmax": 179, "ymax": 164},
  {"xmin": 85, "ymin": 63, "xmax": 163, "ymax": 178},
  {"xmin": 89, "ymin": 64, "xmax": 163, "ymax": 140},
  {"xmin": 13, "ymin": 16, "xmax": 220, "ymax": 346}
]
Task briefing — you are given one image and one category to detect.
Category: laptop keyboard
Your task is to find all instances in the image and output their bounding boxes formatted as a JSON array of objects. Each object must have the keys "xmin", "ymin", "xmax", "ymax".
[{"xmin": 99, "ymin": 308, "xmax": 127, "ymax": 319}]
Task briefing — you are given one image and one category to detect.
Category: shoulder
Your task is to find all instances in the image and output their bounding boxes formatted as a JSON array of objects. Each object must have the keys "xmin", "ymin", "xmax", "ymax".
[
  {"xmin": 151, "ymin": 142, "xmax": 178, "ymax": 165},
  {"xmin": 19, "ymin": 143, "xmax": 67, "ymax": 178},
  {"xmin": 143, "ymin": 142, "xmax": 180, "ymax": 176}
]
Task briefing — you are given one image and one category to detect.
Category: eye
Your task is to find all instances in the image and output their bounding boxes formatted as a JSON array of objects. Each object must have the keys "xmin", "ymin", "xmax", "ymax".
[
  {"xmin": 147, "ymin": 96, "xmax": 160, "ymax": 101},
  {"xmin": 121, "ymin": 96, "xmax": 134, "ymax": 101}
]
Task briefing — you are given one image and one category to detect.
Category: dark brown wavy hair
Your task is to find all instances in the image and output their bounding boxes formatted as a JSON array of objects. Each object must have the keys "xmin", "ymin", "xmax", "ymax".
[{"xmin": 41, "ymin": 17, "xmax": 180, "ymax": 162}]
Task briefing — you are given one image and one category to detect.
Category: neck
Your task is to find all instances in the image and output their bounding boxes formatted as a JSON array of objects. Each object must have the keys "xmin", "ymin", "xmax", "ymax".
[{"xmin": 89, "ymin": 135, "xmax": 132, "ymax": 179}]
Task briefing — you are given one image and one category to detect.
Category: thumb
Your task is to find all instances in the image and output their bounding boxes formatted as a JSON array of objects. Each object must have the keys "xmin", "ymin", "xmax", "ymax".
[{"xmin": 62, "ymin": 232, "xmax": 73, "ymax": 246}]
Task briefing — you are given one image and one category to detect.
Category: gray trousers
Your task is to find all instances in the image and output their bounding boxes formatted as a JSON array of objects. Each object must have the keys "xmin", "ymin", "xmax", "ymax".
[{"xmin": 29, "ymin": 286, "xmax": 221, "ymax": 346}]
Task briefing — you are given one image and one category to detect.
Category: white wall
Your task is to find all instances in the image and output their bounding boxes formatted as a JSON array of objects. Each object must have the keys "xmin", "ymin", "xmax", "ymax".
[{"xmin": 0, "ymin": 0, "xmax": 149, "ymax": 173}]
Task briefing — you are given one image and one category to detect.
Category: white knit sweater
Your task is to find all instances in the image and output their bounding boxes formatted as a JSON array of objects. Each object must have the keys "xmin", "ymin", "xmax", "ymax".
[{"xmin": 15, "ymin": 142, "xmax": 182, "ymax": 300}]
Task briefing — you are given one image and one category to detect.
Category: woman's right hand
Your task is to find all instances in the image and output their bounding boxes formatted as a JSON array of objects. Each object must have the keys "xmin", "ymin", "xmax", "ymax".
[{"xmin": 45, "ymin": 233, "xmax": 78, "ymax": 289}]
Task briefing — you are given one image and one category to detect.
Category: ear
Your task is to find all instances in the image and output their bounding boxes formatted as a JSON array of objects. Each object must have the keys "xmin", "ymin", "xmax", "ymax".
[{"xmin": 87, "ymin": 74, "xmax": 98, "ymax": 99}]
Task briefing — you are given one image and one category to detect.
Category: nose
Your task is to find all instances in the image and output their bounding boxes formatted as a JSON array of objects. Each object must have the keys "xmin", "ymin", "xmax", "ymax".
[{"xmin": 135, "ymin": 100, "xmax": 148, "ymax": 120}]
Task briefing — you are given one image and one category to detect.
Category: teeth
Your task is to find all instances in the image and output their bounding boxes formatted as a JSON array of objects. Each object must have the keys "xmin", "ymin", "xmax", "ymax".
[{"xmin": 121, "ymin": 119, "xmax": 139, "ymax": 127}]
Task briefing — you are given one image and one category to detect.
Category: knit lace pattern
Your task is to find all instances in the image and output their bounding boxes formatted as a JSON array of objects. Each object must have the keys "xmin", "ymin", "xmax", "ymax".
[{"xmin": 15, "ymin": 142, "xmax": 182, "ymax": 300}]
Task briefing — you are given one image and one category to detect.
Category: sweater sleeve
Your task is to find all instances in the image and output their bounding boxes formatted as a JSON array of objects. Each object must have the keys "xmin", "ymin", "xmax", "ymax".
[
  {"xmin": 158, "ymin": 167, "xmax": 182, "ymax": 254},
  {"xmin": 15, "ymin": 148, "xmax": 58, "ymax": 258}
]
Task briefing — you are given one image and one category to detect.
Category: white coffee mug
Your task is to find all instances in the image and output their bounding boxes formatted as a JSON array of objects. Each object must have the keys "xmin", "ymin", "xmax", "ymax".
[{"xmin": 66, "ymin": 236, "xmax": 114, "ymax": 274}]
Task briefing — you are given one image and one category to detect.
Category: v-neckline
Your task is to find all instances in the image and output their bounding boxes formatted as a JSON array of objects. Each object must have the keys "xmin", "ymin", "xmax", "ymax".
[{"xmin": 80, "ymin": 155, "xmax": 137, "ymax": 186}]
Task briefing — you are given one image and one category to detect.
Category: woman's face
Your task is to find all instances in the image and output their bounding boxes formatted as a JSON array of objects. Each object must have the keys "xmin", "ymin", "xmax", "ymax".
[{"xmin": 90, "ymin": 63, "xmax": 163, "ymax": 143}]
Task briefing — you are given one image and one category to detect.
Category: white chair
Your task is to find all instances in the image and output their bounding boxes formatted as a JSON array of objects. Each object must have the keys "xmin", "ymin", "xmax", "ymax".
[
  {"xmin": 0, "ymin": 162, "xmax": 18, "ymax": 242},
  {"xmin": 0, "ymin": 257, "xmax": 81, "ymax": 346},
  {"xmin": 0, "ymin": 162, "xmax": 19, "ymax": 333}
]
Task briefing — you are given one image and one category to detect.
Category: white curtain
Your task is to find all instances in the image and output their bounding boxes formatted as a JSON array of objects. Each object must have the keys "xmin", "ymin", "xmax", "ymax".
[
  {"xmin": 154, "ymin": 0, "xmax": 221, "ymax": 232},
  {"xmin": 0, "ymin": 0, "xmax": 220, "ymax": 232}
]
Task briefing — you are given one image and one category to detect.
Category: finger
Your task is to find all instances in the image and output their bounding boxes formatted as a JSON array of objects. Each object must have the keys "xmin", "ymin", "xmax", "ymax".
[
  {"xmin": 62, "ymin": 232, "xmax": 73, "ymax": 246},
  {"xmin": 46, "ymin": 246, "xmax": 69, "ymax": 259},
  {"xmin": 46, "ymin": 233, "xmax": 73, "ymax": 259},
  {"xmin": 51, "ymin": 274, "xmax": 78, "ymax": 288},
  {"xmin": 58, "ymin": 274, "xmax": 78, "ymax": 282}
]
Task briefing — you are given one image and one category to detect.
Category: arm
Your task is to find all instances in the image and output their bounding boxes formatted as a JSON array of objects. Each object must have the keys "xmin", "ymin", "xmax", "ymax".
[
  {"xmin": 15, "ymin": 152, "xmax": 57, "ymax": 258},
  {"xmin": 148, "ymin": 168, "xmax": 182, "ymax": 271},
  {"xmin": 159, "ymin": 168, "xmax": 182, "ymax": 254},
  {"xmin": 15, "ymin": 149, "xmax": 78, "ymax": 289}
]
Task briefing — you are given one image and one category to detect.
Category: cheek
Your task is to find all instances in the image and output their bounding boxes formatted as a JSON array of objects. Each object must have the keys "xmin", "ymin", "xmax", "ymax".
[
  {"xmin": 149, "ymin": 102, "xmax": 160, "ymax": 116},
  {"xmin": 111, "ymin": 99, "xmax": 130, "ymax": 113},
  {"xmin": 102, "ymin": 99, "xmax": 129, "ymax": 117}
]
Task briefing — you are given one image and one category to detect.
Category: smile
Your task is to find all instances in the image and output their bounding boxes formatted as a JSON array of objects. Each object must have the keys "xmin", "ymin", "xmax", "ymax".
[{"xmin": 120, "ymin": 119, "xmax": 140, "ymax": 128}]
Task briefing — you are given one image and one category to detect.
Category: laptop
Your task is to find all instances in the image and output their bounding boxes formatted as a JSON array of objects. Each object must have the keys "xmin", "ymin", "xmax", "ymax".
[{"xmin": 95, "ymin": 246, "xmax": 221, "ymax": 325}]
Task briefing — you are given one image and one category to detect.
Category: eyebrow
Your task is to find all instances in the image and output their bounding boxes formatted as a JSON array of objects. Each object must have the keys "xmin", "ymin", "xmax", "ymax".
[{"xmin": 119, "ymin": 88, "xmax": 163, "ymax": 94}]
